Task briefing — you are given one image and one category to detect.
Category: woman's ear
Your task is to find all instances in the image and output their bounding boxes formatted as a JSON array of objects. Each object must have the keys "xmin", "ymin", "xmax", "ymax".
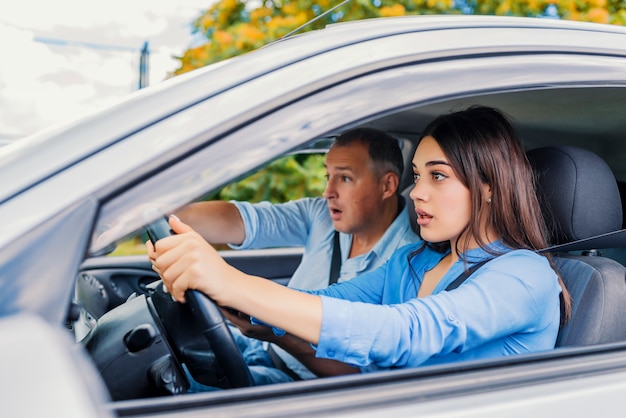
[{"xmin": 483, "ymin": 183, "xmax": 492, "ymax": 203}]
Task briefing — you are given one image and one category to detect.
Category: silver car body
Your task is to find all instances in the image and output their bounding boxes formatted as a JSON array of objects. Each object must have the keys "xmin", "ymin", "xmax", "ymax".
[{"xmin": 2, "ymin": 15, "xmax": 626, "ymax": 417}]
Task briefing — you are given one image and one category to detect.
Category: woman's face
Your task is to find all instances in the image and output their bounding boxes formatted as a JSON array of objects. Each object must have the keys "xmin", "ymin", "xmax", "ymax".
[{"xmin": 409, "ymin": 136, "xmax": 476, "ymax": 247}]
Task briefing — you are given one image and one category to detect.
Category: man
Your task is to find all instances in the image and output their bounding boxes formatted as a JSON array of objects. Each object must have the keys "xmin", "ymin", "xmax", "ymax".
[{"xmin": 176, "ymin": 128, "xmax": 420, "ymax": 384}]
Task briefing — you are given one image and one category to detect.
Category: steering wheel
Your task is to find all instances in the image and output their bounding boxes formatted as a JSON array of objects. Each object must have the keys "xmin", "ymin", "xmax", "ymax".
[{"xmin": 146, "ymin": 215, "xmax": 253, "ymax": 389}]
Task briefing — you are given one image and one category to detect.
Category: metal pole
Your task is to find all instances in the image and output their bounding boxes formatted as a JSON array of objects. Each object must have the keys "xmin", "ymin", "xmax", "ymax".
[{"xmin": 139, "ymin": 41, "xmax": 150, "ymax": 89}]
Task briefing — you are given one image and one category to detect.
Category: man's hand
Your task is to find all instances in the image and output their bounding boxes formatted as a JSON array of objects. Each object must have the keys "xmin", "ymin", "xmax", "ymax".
[{"xmin": 222, "ymin": 309, "xmax": 278, "ymax": 342}]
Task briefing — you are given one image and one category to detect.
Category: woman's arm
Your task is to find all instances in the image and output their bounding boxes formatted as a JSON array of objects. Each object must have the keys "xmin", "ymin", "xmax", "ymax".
[
  {"xmin": 314, "ymin": 251, "xmax": 562, "ymax": 369},
  {"xmin": 150, "ymin": 215, "xmax": 324, "ymax": 344}
]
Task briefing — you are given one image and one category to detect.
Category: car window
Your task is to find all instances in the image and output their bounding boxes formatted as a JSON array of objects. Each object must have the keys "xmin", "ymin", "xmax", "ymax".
[
  {"xmin": 108, "ymin": 151, "xmax": 327, "ymax": 256},
  {"xmin": 89, "ymin": 53, "xmax": 626, "ymax": 256}
]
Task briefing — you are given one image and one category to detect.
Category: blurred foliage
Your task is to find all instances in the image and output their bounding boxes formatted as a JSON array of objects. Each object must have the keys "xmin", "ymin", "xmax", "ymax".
[
  {"xmin": 217, "ymin": 154, "xmax": 327, "ymax": 203},
  {"xmin": 110, "ymin": 237, "xmax": 147, "ymax": 256},
  {"xmin": 470, "ymin": 0, "xmax": 624, "ymax": 23},
  {"xmin": 173, "ymin": 0, "xmax": 625, "ymax": 74},
  {"xmin": 170, "ymin": 0, "xmax": 626, "ymax": 208},
  {"xmin": 167, "ymin": 0, "xmax": 626, "ymax": 209}
]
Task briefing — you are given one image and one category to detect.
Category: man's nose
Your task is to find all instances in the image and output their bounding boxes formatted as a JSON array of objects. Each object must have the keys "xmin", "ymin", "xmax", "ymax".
[{"xmin": 323, "ymin": 179, "xmax": 336, "ymax": 199}]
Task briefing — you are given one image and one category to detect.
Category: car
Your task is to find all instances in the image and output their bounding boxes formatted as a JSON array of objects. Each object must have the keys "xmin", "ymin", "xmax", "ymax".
[
  {"xmin": 3, "ymin": 14, "xmax": 626, "ymax": 417},
  {"xmin": 0, "ymin": 135, "xmax": 19, "ymax": 147}
]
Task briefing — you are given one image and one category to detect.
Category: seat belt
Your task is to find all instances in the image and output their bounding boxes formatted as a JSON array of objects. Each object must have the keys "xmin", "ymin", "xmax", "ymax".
[
  {"xmin": 328, "ymin": 197, "xmax": 404, "ymax": 286},
  {"xmin": 445, "ymin": 258, "xmax": 492, "ymax": 291},
  {"xmin": 329, "ymin": 231, "xmax": 341, "ymax": 285},
  {"xmin": 330, "ymin": 231, "xmax": 492, "ymax": 289}
]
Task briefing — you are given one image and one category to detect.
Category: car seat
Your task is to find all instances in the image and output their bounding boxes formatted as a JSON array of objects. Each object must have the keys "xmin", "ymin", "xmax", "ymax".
[{"xmin": 528, "ymin": 146, "xmax": 626, "ymax": 347}]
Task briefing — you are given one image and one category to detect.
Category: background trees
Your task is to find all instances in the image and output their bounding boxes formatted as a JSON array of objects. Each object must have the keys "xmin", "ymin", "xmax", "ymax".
[
  {"xmin": 215, "ymin": 153, "xmax": 327, "ymax": 203},
  {"xmin": 172, "ymin": 0, "xmax": 626, "ymax": 205},
  {"xmin": 112, "ymin": 0, "xmax": 625, "ymax": 255},
  {"xmin": 175, "ymin": 0, "xmax": 626, "ymax": 74}
]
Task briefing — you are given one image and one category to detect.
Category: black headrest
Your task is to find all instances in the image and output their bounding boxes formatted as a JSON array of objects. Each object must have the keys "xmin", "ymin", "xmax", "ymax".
[{"xmin": 527, "ymin": 146, "xmax": 622, "ymax": 245}]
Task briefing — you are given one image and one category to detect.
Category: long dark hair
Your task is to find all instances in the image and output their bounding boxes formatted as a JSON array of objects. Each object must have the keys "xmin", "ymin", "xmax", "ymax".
[{"xmin": 409, "ymin": 106, "xmax": 571, "ymax": 319}]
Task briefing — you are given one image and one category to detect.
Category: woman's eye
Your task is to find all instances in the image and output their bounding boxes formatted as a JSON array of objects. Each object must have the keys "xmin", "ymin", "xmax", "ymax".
[
  {"xmin": 342, "ymin": 176, "xmax": 352, "ymax": 182},
  {"xmin": 432, "ymin": 172, "xmax": 447, "ymax": 181},
  {"xmin": 412, "ymin": 173, "xmax": 420, "ymax": 182}
]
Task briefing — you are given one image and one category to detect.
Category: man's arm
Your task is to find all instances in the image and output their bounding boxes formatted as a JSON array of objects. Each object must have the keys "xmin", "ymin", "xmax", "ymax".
[
  {"xmin": 272, "ymin": 333, "xmax": 361, "ymax": 377},
  {"xmin": 225, "ymin": 310, "xmax": 359, "ymax": 377},
  {"xmin": 175, "ymin": 201, "xmax": 245, "ymax": 245}
]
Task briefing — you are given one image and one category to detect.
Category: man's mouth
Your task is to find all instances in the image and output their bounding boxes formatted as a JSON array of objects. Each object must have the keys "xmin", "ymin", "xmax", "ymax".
[{"xmin": 329, "ymin": 207, "xmax": 342, "ymax": 219}]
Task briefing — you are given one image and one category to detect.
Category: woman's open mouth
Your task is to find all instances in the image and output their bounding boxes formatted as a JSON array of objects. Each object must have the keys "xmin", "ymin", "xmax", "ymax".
[{"xmin": 416, "ymin": 209, "xmax": 433, "ymax": 227}]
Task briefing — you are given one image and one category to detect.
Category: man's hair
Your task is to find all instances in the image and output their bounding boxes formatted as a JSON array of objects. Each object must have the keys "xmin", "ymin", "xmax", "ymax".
[{"xmin": 333, "ymin": 128, "xmax": 404, "ymax": 180}]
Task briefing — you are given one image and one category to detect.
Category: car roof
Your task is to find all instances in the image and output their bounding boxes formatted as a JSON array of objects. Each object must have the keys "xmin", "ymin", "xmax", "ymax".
[{"xmin": 1, "ymin": 15, "xmax": 626, "ymax": 205}]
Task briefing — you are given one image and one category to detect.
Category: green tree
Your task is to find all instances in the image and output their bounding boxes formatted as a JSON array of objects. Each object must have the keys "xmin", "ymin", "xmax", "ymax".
[
  {"xmin": 173, "ymin": 0, "xmax": 457, "ymax": 204},
  {"xmin": 471, "ymin": 0, "xmax": 624, "ymax": 24},
  {"xmin": 217, "ymin": 154, "xmax": 327, "ymax": 203},
  {"xmin": 173, "ymin": 0, "xmax": 456, "ymax": 74},
  {"xmin": 114, "ymin": 0, "xmax": 624, "ymax": 255},
  {"xmin": 170, "ymin": 0, "xmax": 626, "ymax": 206},
  {"xmin": 175, "ymin": 0, "xmax": 625, "ymax": 74}
]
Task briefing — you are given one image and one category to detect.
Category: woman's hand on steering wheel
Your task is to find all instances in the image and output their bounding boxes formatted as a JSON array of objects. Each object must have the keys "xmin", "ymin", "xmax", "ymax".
[
  {"xmin": 148, "ymin": 215, "xmax": 234, "ymax": 306},
  {"xmin": 145, "ymin": 212, "xmax": 253, "ymax": 388}
]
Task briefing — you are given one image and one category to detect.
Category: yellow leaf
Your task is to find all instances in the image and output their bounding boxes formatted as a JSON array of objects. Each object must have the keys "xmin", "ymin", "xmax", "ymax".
[
  {"xmin": 213, "ymin": 30, "xmax": 234, "ymax": 46},
  {"xmin": 380, "ymin": 4, "xmax": 406, "ymax": 17},
  {"xmin": 587, "ymin": 7, "xmax": 609, "ymax": 23}
]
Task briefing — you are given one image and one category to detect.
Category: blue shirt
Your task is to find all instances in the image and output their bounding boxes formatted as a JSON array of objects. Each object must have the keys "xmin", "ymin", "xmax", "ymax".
[
  {"xmin": 232, "ymin": 197, "xmax": 420, "ymax": 290},
  {"xmin": 309, "ymin": 243, "xmax": 562, "ymax": 372},
  {"xmin": 233, "ymin": 196, "xmax": 420, "ymax": 378}
]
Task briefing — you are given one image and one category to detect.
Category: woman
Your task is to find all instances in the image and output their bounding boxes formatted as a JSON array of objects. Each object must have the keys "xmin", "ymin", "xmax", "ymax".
[{"xmin": 149, "ymin": 106, "xmax": 570, "ymax": 373}]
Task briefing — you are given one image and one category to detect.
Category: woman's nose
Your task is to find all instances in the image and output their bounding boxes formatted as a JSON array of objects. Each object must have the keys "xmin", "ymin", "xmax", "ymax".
[{"xmin": 409, "ymin": 182, "xmax": 424, "ymax": 202}]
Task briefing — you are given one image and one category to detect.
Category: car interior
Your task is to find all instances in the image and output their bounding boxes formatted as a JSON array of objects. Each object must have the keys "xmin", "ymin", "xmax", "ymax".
[{"xmin": 72, "ymin": 85, "xmax": 626, "ymax": 405}]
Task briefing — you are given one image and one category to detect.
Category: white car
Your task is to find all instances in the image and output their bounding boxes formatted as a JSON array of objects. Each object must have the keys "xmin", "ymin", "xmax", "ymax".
[{"xmin": 3, "ymin": 14, "xmax": 626, "ymax": 417}]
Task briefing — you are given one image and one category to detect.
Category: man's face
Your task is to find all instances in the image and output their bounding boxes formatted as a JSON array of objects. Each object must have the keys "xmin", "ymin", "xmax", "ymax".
[{"xmin": 323, "ymin": 141, "xmax": 387, "ymax": 234}]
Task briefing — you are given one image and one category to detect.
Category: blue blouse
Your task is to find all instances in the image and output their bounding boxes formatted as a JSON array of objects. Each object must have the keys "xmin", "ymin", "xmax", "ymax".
[{"xmin": 309, "ymin": 242, "xmax": 562, "ymax": 372}]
